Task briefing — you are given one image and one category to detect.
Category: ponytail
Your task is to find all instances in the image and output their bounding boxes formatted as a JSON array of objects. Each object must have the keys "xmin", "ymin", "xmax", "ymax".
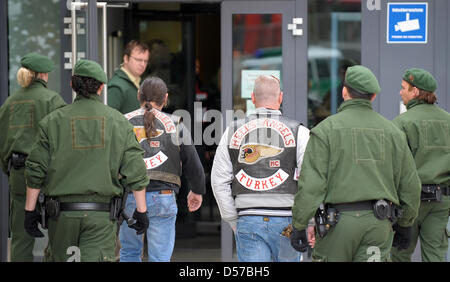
[
  {"xmin": 17, "ymin": 67, "xmax": 35, "ymax": 88},
  {"xmin": 408, "ymin": 83, "xmax": 437, "ymax": 104},
  {"xmin": 417, "ymin": 91, "xmax": 437, "ymax": 104},
  {"xmin": 143, "ymin": 101, "xmax": 158, "ymax": 138},
  {"xmin": 139, "ymin": 76, "xmax": 168, "ymax": 141}
]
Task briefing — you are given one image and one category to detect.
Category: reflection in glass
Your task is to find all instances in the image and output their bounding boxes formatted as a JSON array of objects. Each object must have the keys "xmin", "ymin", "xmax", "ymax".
[
  {"xmin": 8, "ymin": 0, "xmax": 61, "ymax": 95},
  {"xmin": 139, "ymin": 21, "xmax": 184, "ymax": 114},
  {"xmin": 307, "ymin": 0, "xmax": 361, "ymax": 128},
  {"xmin": 232, "ymin": 14, "xmax": 282, "ymax": 113}
]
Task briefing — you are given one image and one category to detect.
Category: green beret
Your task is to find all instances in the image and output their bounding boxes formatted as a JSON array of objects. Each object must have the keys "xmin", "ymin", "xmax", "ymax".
[
  {"xmin": 73, "ymin": 59, "xmax": 107, "ymax": 84},
  {"xmin": 402, "ymin": 68, "xmax": 437, "ymax": 92},
  {"xmin": 20, "ymin": 53, "xmax": 54, "ymax": 73},
  {"xmin": 345, "ymin": 65, "xmax": 381, "ymax": 95}
]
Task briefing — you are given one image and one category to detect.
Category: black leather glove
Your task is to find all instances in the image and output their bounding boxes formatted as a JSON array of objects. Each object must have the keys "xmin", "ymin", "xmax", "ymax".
[
  {"xmin": 24, "ymin": 210, "xmax": 44, "ymax": 238},
  {"xmin": 290, "ymin": 226, "xmax": 308, "ymax": 252},
  {"xmin": 392, "ymin": 223, "xmax": 412, "ymax": 250},
  {"xmin": 129, "ymin": 209, "xmax": 149, "ymax": 235}
]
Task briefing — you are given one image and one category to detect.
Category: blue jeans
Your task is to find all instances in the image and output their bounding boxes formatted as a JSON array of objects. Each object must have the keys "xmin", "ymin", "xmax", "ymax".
[
  {"xmin": 235, "ymin": 216, "xmax": 302, "ymax": 262},
  {"xmin": 119, "ymin": 191, "xmax": 178, "ymax": 262}
]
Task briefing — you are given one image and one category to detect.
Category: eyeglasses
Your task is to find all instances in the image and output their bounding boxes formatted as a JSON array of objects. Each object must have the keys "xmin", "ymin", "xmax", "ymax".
[{"xmin": 129, "ymin": 56, "xmax": 149, "ymax": 64}]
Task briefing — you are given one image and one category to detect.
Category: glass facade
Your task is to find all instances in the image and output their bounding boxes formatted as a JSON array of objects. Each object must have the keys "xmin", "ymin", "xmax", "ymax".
[
  {"xmin": 139, "ymin": 20, "xmax": 185, "ymax": 113},
  {"xmin": 307, "ymin": 0, "xmax": 361, "ymax": 128},
  {"xmin": 7, "ymin": 0, "xmax": 61, "ymax": 96},
  {"xmin": 232, "ymin": 14, "xmax": 283, "ymax": 113}
]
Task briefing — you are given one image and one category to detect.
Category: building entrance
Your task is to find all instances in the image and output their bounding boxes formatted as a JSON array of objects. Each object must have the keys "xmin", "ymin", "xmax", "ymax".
[{"xmin": 120, "ymin": 2, "xmax": 223, "ymax": 261}]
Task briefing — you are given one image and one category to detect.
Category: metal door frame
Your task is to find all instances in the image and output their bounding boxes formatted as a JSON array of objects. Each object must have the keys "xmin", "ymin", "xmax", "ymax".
[
  {"xmin": 220, "ymin": 0, "xmax": 307, "ymax": 261},
  {"xmin": 0, "ymin": 0, "xmax": 9, "ymax": 263},
  {"xmin": 60, "ymin": 0, "xmax": 114, "ymax": 104}
]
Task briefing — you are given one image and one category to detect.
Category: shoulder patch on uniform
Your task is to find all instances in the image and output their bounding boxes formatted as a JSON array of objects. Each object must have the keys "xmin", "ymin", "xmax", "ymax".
[{"xmin": 9, "ymin": 100, "xmax": 35, "ymax": 129}]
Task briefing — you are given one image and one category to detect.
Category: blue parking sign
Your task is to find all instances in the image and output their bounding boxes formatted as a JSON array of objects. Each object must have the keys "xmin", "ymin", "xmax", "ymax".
[{"xmin": 387, "ymin": 2, "xmax": 428, "ymax": 44}]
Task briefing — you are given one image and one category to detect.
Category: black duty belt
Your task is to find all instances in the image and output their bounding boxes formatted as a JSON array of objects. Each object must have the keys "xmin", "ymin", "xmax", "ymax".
[
  {"xmin": 328, "ymin": 201, "xmax": 373, "ymax": 212},
  {"xmin": 421, "ymin": 184, "xmax": 450, "ymax": 201},
  {"xmin": 59, "ymin": 202, "xmax": 110, "ymax": 212},
  {"xmin": 328, "ymin": 200, "xmax": 401, "ymax": 221},
  {"xmin": 441, "ymin": 186, "xmax": 450, "ymax": 196}
]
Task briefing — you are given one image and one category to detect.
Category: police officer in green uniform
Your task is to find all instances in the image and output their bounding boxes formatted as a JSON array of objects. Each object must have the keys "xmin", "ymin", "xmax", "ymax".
[
  {"xmin": 23, "ymin": 59, "xmax": 149, "ymax": 262},
  {"xmin": 390, "ymin": 68, "xmax": 450, "ymax": 262},
  {"xmin": 0, "ymin": 53, "xmax": 66, "ymax": 261},
  {"xmin": 290, "ymin": 65, "xmax": 422, "ymax": 262}
]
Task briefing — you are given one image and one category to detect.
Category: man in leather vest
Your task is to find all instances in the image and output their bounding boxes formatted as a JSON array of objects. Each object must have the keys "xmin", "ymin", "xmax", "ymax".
[
  {"xmin": 211, "ymin": 75, "xmax": 310, "ymax": 262},
  {"xmin": 120, "ymin": 77, "xmax": 205, "ymax": 261}
]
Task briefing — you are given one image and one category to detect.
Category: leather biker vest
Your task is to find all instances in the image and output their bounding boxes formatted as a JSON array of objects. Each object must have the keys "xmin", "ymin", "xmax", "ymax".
[
  {"xmin": 227, "ymin": 112, "xmax": 300, "ymax": 196},
  {"xmin": 125, "ymin": 108, "xmax": 182, "ymax": 187}
]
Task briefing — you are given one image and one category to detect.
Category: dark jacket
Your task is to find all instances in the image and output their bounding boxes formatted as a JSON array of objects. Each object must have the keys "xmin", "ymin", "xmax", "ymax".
[{"xmin": 107, "ymin": 68, "xmax": 140, "ymax": 114}]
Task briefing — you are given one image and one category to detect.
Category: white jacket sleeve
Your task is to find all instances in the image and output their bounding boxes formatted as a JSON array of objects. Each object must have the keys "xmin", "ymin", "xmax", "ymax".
[
  {"xmin": 296, "ymin": 125, "xmax": 310, "ymax": 179},
  {"xmin": 211, "ymin": 127, "xmax": 238, "ymax": 230}
]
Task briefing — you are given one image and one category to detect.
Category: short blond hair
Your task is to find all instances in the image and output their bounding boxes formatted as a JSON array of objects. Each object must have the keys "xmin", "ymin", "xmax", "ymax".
[
  {"xmin": 17, "ymin": 67, "xmax": 35, "ymax": 88},
  {"xmin": 253, "ymin": 75, "xmax": 281, "ymax": 104}
]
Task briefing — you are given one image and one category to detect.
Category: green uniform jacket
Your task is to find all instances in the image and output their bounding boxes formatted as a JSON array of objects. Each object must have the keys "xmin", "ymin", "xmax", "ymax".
[
  {"xmin": 0, "ymin": 79, "xmax": 66, "ymax": 174},
  {"xmin": 392, "ymin": 99, "xmax": 450, "ymax": 186},
  {"xmin": 292, "ymin": 99, "xmax": 421, "ymax": 230},
  {"xmin": 107, "ymin": 69, "xmax": 140, "ymax": 114},
  {"xmin": 25, "ymin": 94, "xmax": 149, "ymax": 201}
]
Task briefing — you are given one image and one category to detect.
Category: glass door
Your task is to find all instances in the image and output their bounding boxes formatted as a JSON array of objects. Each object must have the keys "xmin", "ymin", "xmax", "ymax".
[
  {"xmin": 66, "ymin": 1, "xmax": 110, "ymax": 103},
  {"xmin": 220, "ymin": 0, "xmax": 307, "ymax": 261},
  {"xmin": 67, "ymin": 1, "xmax": 89, "ymax": 102},
  {"xmin": 222, "ymin": 0, "xmax": 304, "ymax": 122}
]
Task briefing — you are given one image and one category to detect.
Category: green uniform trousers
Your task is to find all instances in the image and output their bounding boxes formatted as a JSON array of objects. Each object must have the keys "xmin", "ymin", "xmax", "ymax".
[
  {"xmin": 9, "ymin": 167, "xmax": 36, "ymax": 262},
  {"xmin": 45, "ymin": 210, "xmax": 117, "ymax": 262},
  {"xmin": 391, "ymin": 196, "xmax": 450, "ymax": 262},
  {"xmin": 312, "ymin": 211, "xmax": 393, "ymax": 262}
]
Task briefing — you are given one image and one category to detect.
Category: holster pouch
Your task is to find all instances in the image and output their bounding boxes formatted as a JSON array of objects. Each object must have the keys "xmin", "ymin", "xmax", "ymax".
[
  {"xmin": 6, "ymin": 158, "xmax": 11, "ymax": 177},
  {"xmin": 11, "ymin": 153, "xmax": 27, "ymax": 169},
  {"xmin": 38, "ymin": 193, "xmax": 48, "ymax": 229},
  {"xmin": 421, "ymin": 185, "xmax": 442, "ymax": 202},
  {"xmin": 373, "ymin": 199, "xmax": 402, "ymax": 221},
  {"xmin": 45, "ymin": 198, "xmax": 60, "ymax": 219},
  {"xmin": 109, "ymin": 197, "xmax": 122, "ymax": 221},
  {"xmin": 314, "ymin": 204, "xmax": 338, "ymax": 238},
  {"xmin": 373, "ymin": 199, "xmax": 390, "ymax": 220}
]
